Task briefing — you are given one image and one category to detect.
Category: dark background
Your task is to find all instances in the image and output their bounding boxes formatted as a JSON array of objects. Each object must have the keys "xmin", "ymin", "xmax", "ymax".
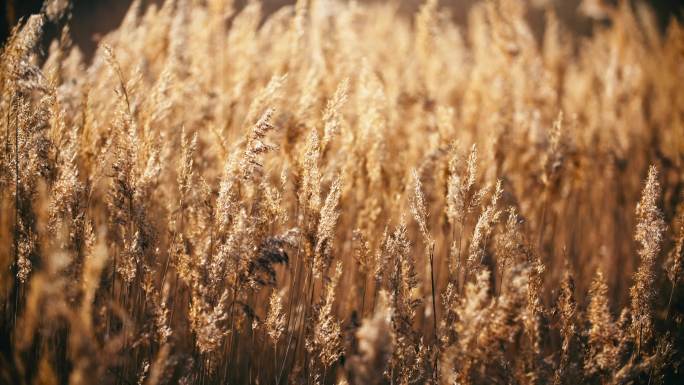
[{"xmin": 1, "ymin": 0, "xmax": 683, "ymax": 56}]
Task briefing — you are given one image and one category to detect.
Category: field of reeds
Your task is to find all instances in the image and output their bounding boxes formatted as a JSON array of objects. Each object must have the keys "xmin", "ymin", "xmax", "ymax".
[{"xmin": 1, "ymin": 0, "xmax": 683, "ymax": 384}]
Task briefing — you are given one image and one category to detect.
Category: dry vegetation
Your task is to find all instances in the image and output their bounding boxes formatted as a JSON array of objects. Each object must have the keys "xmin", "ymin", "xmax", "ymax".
[{"xmin": 1, "ymin": 0, "xmax": 684, "ymax": 384}]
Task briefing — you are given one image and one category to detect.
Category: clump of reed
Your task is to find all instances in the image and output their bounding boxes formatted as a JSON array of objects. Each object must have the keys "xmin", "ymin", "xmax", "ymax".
[{"xmin": 1, "ymin": 0, "xmax": 683, "ymax": 384}]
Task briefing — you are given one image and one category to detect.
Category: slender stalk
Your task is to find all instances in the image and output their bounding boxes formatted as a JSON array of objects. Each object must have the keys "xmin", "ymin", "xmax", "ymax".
[
  {"xmin": 360, "ymin": 274, "xmax": 367, "ymax": 317},
  {"xmin": 457, "ymin": 216, "xmax": 466, "ymax": 293},
  {"xmin": 13, "ymin": 93, "xmax": 19, "ymax": 329},
  {"xmin": 537, "ymin": 189, "xmax": 548, "ymax": 252},
  {"xmin": 665, "ymin": 281, "xmax": 676, "ymax": 321},
  {"xmin": 302, "ymin": 263, "xmax": 316, "ymax": 381},
  {"xmin": 277, "ymin": 205, "xmax": 303, "ymax": 384},
  {"xmin": 428, "ymin": 242, "xmax": 439, "ymax": 383}
]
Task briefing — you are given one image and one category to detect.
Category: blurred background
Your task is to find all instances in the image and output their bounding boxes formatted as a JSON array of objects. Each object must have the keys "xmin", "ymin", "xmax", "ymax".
[{"xmin": 1, "ymin": 0, "xmax": 683, "ymax": 57}]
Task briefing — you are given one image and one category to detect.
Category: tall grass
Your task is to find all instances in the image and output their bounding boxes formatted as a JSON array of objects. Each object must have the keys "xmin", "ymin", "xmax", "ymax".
[{"xmin": 1, "ymin": 0, "xmax": 683, "ymax": 384}]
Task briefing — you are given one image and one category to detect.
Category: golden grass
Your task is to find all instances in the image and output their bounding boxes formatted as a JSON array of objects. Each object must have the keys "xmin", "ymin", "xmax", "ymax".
[{"xmin": 1, "ymin": 0, "xmax": 683, "ymax": 384}]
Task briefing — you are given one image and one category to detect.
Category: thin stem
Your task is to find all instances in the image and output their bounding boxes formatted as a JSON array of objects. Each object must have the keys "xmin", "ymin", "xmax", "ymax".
[
  {"xmin": 274, "ymin": 344, "xmax": 278, "ymax": 385},
  {"xmin": 457, "ymin": 216, "xmax": 466, "ymax": 293},
  {"xmin": 360, "ymin": 274, "xmax": 367, "ymax": 317},
  {"xmin": 227, "ymin": 272, "xmax": 240, "ymax": 375},
  {"xmin": 13, "ymin": 93, "xmax": 19, "ymax": 329},
  {"xmin": 428, "ymin": 242, "xmax": 439, "ymax": 383},
  {"xmin": 665, "ymin": 281, "xmax": 675, "ymax": 321},
  {"xmin": 302, "ymin": 263, "xmax": 316, "ymax": 380},
  {"xmin": 277, "ymin": 211, "xmax": 304, "ymax": 384},
  {"xmin": 537, "ymin": 188, "xmax": 548, "ymax": 252}
]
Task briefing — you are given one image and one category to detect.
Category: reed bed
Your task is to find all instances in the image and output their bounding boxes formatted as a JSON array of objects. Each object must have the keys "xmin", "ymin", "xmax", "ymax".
[{"xmin": 1, "ymin": 0, "xmax": 683, "ymax": 384}]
